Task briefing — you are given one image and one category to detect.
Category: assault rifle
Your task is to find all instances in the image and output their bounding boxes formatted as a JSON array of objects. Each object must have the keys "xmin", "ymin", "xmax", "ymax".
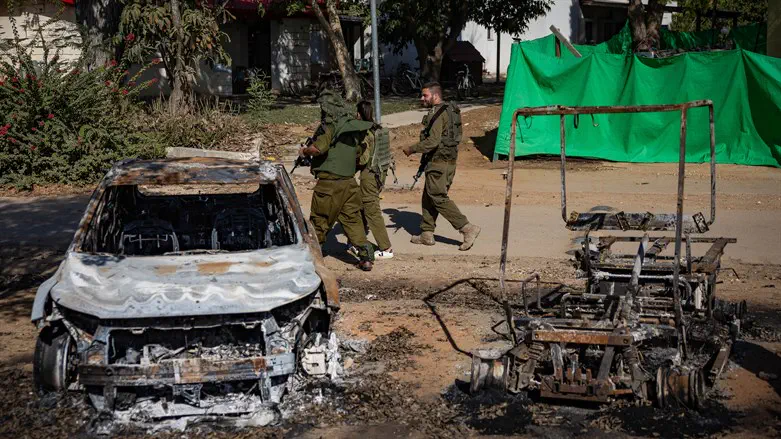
[
  {"xmin": 409, "ymin": 151, "xmax": 432, "ymax": 190},
  {"xmin": 290, "ymin": 124, "xmax": 325, "ymax": 175}
]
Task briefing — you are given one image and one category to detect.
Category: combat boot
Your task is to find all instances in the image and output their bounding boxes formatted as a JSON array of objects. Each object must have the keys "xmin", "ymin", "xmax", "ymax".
[
  {"xmin": 458, "ymin": 223, "xmax": 481, "ymax": 251},
  {"xmin": 410, "ymin": 231, "xmax": 435, "ymax": 246}
]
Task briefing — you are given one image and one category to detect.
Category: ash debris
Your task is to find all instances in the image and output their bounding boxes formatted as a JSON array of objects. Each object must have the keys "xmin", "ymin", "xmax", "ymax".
[{"xmin": 362, "ymin": 326, "xmax": 433, "ymax": 371}]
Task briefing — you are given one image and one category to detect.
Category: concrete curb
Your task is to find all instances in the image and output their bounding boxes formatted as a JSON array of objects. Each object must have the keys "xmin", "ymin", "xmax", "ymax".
[{"xmin": 166, "ymin": 147, "xmax": 258, "ymax": 161}]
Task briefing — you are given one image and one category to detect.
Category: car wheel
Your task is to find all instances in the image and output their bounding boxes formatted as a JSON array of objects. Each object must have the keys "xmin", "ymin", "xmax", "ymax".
[{"xmin": 33, "ymin": 324, "xmax": 76, "ymax": 394}]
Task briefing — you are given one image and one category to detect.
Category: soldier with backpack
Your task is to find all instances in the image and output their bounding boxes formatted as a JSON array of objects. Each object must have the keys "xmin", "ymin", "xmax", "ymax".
[
  {"xmin": 402, "ymin": 82, "xmax": 481, "ymax": 251},
  {"xmin": 353, "ymin": 100, "xmax": 394, "ymax": 260},
  {"xmin": 299, "ymin": 90, "xmax": 375, "ymax": 271}
]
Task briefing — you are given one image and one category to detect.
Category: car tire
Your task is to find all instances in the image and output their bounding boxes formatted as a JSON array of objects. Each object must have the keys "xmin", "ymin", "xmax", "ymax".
[{"xmin": 33, "ymin": 324, "xmax": 75, "ymax": 394}]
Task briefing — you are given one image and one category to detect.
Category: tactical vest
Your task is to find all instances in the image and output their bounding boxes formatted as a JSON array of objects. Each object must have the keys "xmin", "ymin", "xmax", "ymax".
[
  {"xmin": 370, "ymin": 127, "xmax": 393, "ymax": 175},
  {"xmin": 312, "ymin": 118, "xmax": 375, "ymax": 178},
  {"xmin": 420, "ymin": 102, "xmax": 462, "ymax": 163}
]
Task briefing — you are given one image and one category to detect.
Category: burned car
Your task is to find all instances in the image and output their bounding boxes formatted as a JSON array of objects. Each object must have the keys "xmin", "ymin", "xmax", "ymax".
[{"xmin": 31, "ymin": 158, "xmax": 339, "ymax": 422}]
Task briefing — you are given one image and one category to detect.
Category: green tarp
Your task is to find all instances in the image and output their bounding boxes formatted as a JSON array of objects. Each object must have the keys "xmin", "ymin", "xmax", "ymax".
[{"xmin": 494, "ymin": 27, "xmax": 781, "ymax": 167}]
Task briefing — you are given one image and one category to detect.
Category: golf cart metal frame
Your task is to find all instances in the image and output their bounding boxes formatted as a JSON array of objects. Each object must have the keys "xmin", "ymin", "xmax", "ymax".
[{"xmin": 471, "ymin": 100, "xmax": 742, "ymax": 407}]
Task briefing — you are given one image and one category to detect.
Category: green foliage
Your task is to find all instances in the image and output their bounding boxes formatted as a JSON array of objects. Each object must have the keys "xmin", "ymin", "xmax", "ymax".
[
  {"xmin": 671, "ymin": 0, "xmax": 768, "ymax": 31},
  {"xmin": 246, "ymin": 72, "xmax": 276, "ymax": 120},
  {"xmin": 116, "ymin": 0, "xmax": 233, "ymax": 93},
  {"xmin": 379, "ymin": 0, "xmax": 552, "ymax": 78},
  {"xmin": 0, "ymin": 4, "xmax": 163, "ymax": 189}
]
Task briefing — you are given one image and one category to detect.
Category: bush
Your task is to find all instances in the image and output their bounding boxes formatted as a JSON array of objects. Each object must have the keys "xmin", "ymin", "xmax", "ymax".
[
  {"xmin": 246, "ymin": 71, "xmax": 276, "ymax": 121},
  {"xmin": 0, "ymin": 11, "xmax": 164, "ymax": 189},
  {"xmin": 133, "ymin": 99, "xmax": 254, "ymax": 152}
]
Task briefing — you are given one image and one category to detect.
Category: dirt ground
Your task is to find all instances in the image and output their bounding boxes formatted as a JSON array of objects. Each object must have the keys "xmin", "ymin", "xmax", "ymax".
[{"xmin": 1, "ymin": 106, "xmax": 780, "ymax": 438}]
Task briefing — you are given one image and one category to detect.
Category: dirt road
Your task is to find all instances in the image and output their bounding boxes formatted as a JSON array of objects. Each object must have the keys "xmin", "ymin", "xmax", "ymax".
[{"xmin": 0, "ymin": 106, "xmax": 779, "ymax": 437}]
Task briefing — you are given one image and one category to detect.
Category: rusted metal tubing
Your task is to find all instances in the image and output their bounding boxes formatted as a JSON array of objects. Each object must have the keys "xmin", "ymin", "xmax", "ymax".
[
  {"xmin": 709, "ymin": 104, "xmax": 717, "ymax": 225},
  {"xmin": 531, "ymin": 329, "xmax": 633, "ymax": 346},
  {"xmin": 672, "ymin": 109, "xmax": 687, "ymax": 331},
  {"xmin": 560, "ymin": 114, "xmax": 567, "ymax": 223},
  {"xmin": 500, "ymin": 115, "xmax": 519, "ymax": 343},
  {"xmin": 510, "ymin": 100, "xmax": 713, "ymax": 118}
]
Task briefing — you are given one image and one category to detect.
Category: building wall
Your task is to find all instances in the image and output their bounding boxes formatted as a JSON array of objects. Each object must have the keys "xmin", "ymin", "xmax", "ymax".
[
  {"xmin": 0, "ymin": 1, "xmax": 81, "ymax": 64},
  {"xmin": 270, "ymin": 18, "xmax": 314, "ymax": 93}
]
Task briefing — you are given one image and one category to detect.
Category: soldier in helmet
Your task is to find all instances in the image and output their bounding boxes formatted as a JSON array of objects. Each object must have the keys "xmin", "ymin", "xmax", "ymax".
[
  {"xmin": 402, "ymin": 82, "xmax": 480, "ymax": 251},
  {"xmin": 299, "ymin": 90, "xmax": 375, "ymax": 271}
]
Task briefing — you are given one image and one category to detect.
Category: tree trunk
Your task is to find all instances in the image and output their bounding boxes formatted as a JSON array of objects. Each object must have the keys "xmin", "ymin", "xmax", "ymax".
[
  {"xmin": 628, "ymin": 0, "xmax": 649, "ymax": 52},
  {"xmin": 645, "ymin": 0, "xmax": 664, "ymax": 50},
  {"xmin": 75, "ymin": 0, "xmax": 123, "ymax": 69},
  {"xmin": 311, "ymin": 0, "xmax": 362, "ymax": 101},
  {"xmin": 629, "ymin": 0, "xmax": 664, "ymax": 52},
  {"xmin": 168, "ymin": 0, "xmax": 188, "ymax": 113}
]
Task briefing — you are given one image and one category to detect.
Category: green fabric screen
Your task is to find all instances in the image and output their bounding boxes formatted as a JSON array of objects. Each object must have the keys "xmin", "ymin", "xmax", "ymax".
[{"xmin": 494, "ymin": 30, "xmax": 781, "ymax": 167}]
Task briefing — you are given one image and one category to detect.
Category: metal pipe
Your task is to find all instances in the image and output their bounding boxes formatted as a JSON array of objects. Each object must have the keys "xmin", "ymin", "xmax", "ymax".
[
  {"xmin": 560, "ymin": 114, "xmax": 567, "ymax": 222},
  {"xmin": 709, "ymin": 103, "xmax": 716, "ymax": 225},
  {"xmin": 499, "ymin": 114, "xmax": 518, "ymax": 331},
  {"xmin": 672, "ymin": 109, "xmax": 687, "ymax": 330},
  {"xmin": 370, "ymin": 0, "xmax": 381, "ymax": 123},
  {"xmin": 511, "ymin": 101, "xmax": 713, "ymax": 118}
]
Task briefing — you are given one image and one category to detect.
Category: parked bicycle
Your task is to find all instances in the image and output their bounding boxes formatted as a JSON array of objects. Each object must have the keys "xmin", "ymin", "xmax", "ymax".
[
  {"xmin": 391, "ymin": 63, "xmax": 423, "ymax": 96},
  {"xmin": 456, "ymin": 64, "xmax": 479, "ymax": 100}
]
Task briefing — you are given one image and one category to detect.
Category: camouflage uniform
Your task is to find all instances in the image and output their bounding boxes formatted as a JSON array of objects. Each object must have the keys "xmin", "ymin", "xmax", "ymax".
[
  {"xmin": 410, "ymin": 102, "xmax": 468, "ymax": 233},
  {"xmin": 356, "ymin": 131, "xmax": 392, "ymax": 251},
  {"xmin": 308, "ymin": 92, "xmax": 375, "ymax": 262}
]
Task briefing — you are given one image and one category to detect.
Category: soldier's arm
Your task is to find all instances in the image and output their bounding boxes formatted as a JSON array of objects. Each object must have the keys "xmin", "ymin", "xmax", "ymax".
[
  {"xmin": 409, "ymin": 114, "xmax": 445, "ymax": 154},
  {"xmin": 301, "ymin": 125, "xmax": 333, "ymax": 157}
]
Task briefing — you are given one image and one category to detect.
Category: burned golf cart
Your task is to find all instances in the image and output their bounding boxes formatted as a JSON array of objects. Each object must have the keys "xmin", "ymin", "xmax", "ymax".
[
  {"xmin": 31, "ymin": 158, "xmax": 340, "ymax": 422},
  {"xmin": 472, "ymin": 101, "xmax": 745, "ymax": 408}
]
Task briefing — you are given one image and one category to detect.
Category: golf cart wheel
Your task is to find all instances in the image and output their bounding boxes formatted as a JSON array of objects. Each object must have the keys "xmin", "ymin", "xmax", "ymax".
[{"xmin": 33, "ymin": 324, "xmax": 76, "ymax": 394}]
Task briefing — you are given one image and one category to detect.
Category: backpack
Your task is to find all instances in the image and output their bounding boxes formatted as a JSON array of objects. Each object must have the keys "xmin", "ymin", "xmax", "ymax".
[
  {"xmin": 441, "ymin": 102, "xmax": 462, "ymax": 147},
  {"xmin": 370, "ymin": 126, "xmax": 394, "ymax": 176}
]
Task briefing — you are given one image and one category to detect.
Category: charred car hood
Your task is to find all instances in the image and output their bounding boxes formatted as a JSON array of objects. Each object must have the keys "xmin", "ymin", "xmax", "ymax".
[{"xmin": 47, "ymin": 245, "xmax": 322, "ymax": 319}]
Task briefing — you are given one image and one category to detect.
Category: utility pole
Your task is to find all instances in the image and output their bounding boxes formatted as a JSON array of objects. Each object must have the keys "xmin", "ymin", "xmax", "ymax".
[
  {"xmin": 370, "ymin": 0, "xmax": 381, "ymax": 123},
  {"xmin": 496, "ymin": 32, "xmax": 501, "ymax": 83}
]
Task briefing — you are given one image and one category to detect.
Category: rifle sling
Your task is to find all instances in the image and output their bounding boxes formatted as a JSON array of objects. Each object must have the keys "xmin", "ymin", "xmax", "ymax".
[{"xmin": 423, "ymin": 104, "xmax": 449, "ymax": 137}]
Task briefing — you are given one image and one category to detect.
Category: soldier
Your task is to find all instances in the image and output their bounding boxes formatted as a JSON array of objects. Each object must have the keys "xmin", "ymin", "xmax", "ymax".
[
  {"xmin": 354, "ymin": 100, "xmax": 394, "ymax": 259},
  {"xmin": 402, "ymin": 82, "xmax": 480, "ymax": 251},
  {"xmin": 299, "ymin": 90, "xmax": 375, "ymax": 271}
]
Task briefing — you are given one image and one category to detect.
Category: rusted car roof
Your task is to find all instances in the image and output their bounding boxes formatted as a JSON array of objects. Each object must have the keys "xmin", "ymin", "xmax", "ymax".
[{"xmin": 106, "ymin": 157, "xmax": 282, "ymax": 186}]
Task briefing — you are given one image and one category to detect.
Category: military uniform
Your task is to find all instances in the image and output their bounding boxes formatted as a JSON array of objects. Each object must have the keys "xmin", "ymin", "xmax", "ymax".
[
  {"xmin": 356, "ymin": 130, "xmax": 392, "ymax": 251},
  {"xmin": 410, "ymin": 102, "xmax": 468, "ymax": 233},
  {"xmin": 307, "ymin": 93, "xmax": 375, "ymax": 263}
]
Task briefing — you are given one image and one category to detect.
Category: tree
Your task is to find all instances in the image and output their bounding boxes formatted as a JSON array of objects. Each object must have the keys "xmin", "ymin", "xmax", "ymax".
[
  {"xmin": 273, "ymin": 0, "xmax": 365, "ymax": 101},
  {"xmin": 628, "ymin": 0, "xmax": 666, "ymax": 52},
  {"xmin": 670, "ymin": 0, "xmax": 768, "ymax": 32},
  {"xmin": 116, "ymin": 0, "xmax": 233, "ymax": 112},
  {"xmin": 75, "ymin": 0, "xmax": 125, "ymax": 68},
  {"xmin": 379, "ymin": 0, "xmax": 552, "ymax": 81}
]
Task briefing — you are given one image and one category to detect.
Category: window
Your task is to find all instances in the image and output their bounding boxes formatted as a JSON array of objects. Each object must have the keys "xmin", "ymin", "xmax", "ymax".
[{"xmin": 487, "ymin": 27, "xmax": 494, "ymax": 41}]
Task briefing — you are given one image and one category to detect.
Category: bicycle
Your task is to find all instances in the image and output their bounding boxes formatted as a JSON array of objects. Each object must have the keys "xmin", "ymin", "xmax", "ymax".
[
  {"xmin": 391, "ymin": 64, "xmax": 423, "ymax": 96},
  {"xmin": 456, "ymin": 64, "xmax": 479, "ymax": 100}
]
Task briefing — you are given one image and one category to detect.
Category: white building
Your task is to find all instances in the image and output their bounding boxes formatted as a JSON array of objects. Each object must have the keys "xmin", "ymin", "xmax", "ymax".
[{"xmin": 363, "ymin": 0, "xmax": 675, "ymax": 80}]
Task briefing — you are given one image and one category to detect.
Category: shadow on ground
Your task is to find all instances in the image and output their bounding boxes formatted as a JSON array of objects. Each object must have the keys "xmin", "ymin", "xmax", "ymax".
[
  {"xmin": 0, "ymin": 195, "xmax": 88, "ymax": 250},
  {"xmin": 383, "ymin": 208, "xmax": 461, "ymax": 247}
]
